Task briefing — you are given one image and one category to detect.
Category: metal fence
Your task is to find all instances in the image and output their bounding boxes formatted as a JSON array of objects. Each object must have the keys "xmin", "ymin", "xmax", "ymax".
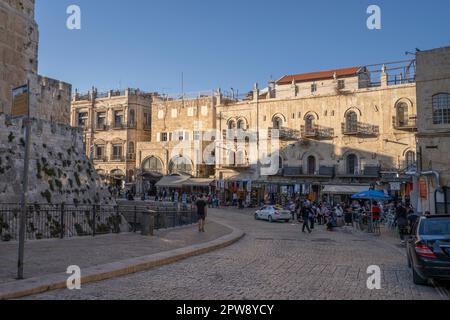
[{"xmin": 0, "ymin": 203, "xmax": 197, "ymax": 241}]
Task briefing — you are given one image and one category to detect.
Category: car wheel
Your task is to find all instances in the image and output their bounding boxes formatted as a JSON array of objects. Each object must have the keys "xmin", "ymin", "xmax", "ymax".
[
  {"xmin": 412, "ymin": 267, "xmax": 428, "ymax": 286},
  {"xmin": 254, "ymin": 213, "xmax": 259, "ymax": 220},
  {"xmin": 268, "ymin": 216, "xmax": 273, "ymax": 223}
]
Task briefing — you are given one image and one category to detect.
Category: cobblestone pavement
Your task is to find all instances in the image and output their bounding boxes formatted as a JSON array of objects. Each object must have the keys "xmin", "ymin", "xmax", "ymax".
[
  {"xmin": 0, "ymin": 221, "xmax": 231, "ymax": 284},
  {"xmin": 26, "ymin": 208, "xmax": 449, "ymax": 300}
]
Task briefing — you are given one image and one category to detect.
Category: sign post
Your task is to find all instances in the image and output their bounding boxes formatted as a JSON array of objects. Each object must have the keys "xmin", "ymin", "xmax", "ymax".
[{"xmin": 13, "ymin": 81, "xmax": 31, "ymax": 280}]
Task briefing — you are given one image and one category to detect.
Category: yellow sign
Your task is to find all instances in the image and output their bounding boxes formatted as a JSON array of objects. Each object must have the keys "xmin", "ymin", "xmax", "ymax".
[{"xmin": 11, "ymin": 84, "xmax": 29, "ymax": 117}]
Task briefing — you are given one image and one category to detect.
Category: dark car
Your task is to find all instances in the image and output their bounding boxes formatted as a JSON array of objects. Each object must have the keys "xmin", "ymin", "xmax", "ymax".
[{"xmin": 406, "ymin": 215, "xmax": 450, "ymax": 285}]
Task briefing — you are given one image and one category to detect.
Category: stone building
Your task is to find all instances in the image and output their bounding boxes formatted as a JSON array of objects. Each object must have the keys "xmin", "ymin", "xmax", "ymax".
[
  {"xmin": 416, "ymin": 46, "xmax": 450, "ymax": 214},
  {"xmin": 0, "ymin": 0, "xmax": 72, "ymax": 124},
  {"xmin": 215, "ymin": 62, "xmax": 418, "ymax": 205},
  {"xmin": 136, "ymin": 93, "xmax": 221, "ymax": 195},
  {"xmin": 71, "ymin": 88, "xmax": 152, "ymax": 188}
]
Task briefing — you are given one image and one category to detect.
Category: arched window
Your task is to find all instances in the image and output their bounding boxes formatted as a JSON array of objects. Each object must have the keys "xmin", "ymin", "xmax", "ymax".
[
  {"xmin": 237, "ymin": 119, "xmax": 246, "ymax": 130},
  {"xmin": 169, "ymin": 156, "xmax": 193, "ymax": 174},
  {"xmin": 396, "ymin": 102, "xmax": 408, "ymax": 126},
  {"xmin": 228, "ymin": 120, "xmax": 236, "ymax": 130},
  {"xmin": 142, "ymin": 156, "xmax": 163, "ymax": 173},
  {"xmin": 346, "ymin": 112, "xmax": 358, "ymax": 133},
  {"xmin": 405, "ymin": 151, "xmax": 416, "ymax": 169},
  {"xmin": 347, "ymin": 154, "xmax": 358, "ymax": 175},
  {"xmin": 273, "ymin": 117, "xmax": 283, "ymax": 129},
  {"xmin": 307, "ymin": 156, "xmax": 316, "ymax": 175},
  {"xmin": 432, "ymin": 93, "xmax": 450, "ymax": 124},
  {"xmin": 305, "ymin": 114, "xmax": 315, "ymax": 132}
]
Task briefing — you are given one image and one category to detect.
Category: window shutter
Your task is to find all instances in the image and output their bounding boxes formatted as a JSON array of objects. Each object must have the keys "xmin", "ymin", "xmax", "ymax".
[{"xmin": 157, "ymin": 133, "xmax": 160, "ymax": 142}]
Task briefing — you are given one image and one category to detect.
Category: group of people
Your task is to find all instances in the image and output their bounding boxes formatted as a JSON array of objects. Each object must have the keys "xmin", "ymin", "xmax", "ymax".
[{"xmin": 289, "ymin": 200, "xmax": 340, "ymax": 233}]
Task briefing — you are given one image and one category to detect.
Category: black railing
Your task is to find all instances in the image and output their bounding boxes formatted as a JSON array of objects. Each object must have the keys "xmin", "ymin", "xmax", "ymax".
[
  {"xmin": 0, "ymin": 203, "xmax": 198, "ymax": 241},
  {"xmin": 300, "ymin": 125, "xmax": 334, "ymax": 139},
  {"xmin": 392, "ymin": 116, "xmax": 417, "ymax": 130},
  {"xmin": 341, "ymin": 122, "xmax": 379, "ymax": 136}
]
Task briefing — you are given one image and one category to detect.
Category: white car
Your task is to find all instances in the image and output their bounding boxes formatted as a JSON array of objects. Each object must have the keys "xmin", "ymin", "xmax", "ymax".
[{"xmin": 255, "ymin": 205, "xmax": 292, "ymax": 223}]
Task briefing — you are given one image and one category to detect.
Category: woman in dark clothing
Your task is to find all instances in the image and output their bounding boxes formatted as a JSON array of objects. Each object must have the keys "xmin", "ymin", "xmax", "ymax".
[{"xmin": 301, "ymin": 206, "xmax": 312, "ymax": 233}]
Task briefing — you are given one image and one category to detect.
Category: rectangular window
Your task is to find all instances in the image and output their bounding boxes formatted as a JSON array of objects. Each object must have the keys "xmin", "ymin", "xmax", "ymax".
[
  {"xmin": 96, "ymin": 145, "xmax": 105, "ymax": 159},
  {"xmin": 171, "ymin": 108, "xmax": 178, "ymax": 118},
  {"xmin": 187, "ymin": 107, "xmax": 194, "ymax": 117},
  {"xmin": 193, "ymin": 130, "xmax": 201, "ymax": 141},
  {"xmin": 311, "ymin": 83, "xmax": 317, "ymax": 93},
  {"xmin": 433, "ymin": 94, "xmax": 450, "ymax": 124},
  {"xmin": 160, "ymin": 132, "xmax": 168, "ymax": 142},
  {"xmin": 112, "ymin": 145, "xmax": 122, "ymax": 160},
  {"xmin": 338, "ymin": 80, "xmax": 345, "ymax": 90},
  {"xmin": 78, "ymin": 112, "xmax": 88, "ymax": 127},
  {"xmin": 298, "ymin": 112, "xmax": 302, "ymax": 118},
  {"xmin": 114, "ymin": 110, "xmax": 124, "ymax": 128},
  {"xmin": 96, "ymin": 112, "xmax": 106, "ymax": 129}
]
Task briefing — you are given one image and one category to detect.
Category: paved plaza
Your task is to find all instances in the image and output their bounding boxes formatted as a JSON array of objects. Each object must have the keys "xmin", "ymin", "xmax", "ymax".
[{"xmin": 23, "ymin": 208, "xmax": 450, "ymax": 300}]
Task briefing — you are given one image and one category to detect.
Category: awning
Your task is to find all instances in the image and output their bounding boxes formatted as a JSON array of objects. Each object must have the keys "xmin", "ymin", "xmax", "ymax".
[
  {"xmin": 322, "ymin": 185, "xmax": 370, "ymax": 195},
  {"xmin": 183, "ymin": 178, "xmax": 214, "ymax": 187},
  {"xmin": 155, "ymin": 174, "xmax": 190, "ymax": 188}
]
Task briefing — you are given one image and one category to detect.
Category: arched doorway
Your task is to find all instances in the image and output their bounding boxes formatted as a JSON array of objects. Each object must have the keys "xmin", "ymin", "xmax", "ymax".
[
  {"xmin": 307, "ymin": 155, "xmax": 316, "ymax": 175},
  {"xmin": 141, "ymin": 156, "xmax": 164, "ymax": 196},
  {"xmin": 169, "ymin": 156, "xmax": 193, "ymax": 175}
]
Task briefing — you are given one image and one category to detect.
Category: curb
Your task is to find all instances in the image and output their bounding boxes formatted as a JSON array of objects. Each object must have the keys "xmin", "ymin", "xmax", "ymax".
[{"xmin": 0, "ymin": 220, "xmax": 245, "ymax": 300}]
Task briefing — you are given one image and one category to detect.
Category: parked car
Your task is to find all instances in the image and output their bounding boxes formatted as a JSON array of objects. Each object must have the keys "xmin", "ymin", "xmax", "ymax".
[
  {"xmin": 406, "ymin": 215, "xmax": 450, "ymax": 285},
  {"xmin": 255, "ymin": 205, "xmax": 291, "ymax": 223}
]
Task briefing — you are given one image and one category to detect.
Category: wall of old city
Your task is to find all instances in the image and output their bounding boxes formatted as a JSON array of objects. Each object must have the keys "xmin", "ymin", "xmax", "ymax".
[{"xmin": 0, "ymin": 113, "xmax": 115, "ymax": 205}]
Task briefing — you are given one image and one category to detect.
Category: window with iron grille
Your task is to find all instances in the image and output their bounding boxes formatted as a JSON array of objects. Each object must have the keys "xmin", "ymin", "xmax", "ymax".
[
  {"xmin": 311, "ymin": 83, "xmax": 317, "ymax": 93},
  {"xmin": 338, "ymin": 80, "xmax": 345, "ymax": 90},
  {"xmin": 432, "ymin": 93, "xmax": 450, "ymax": 124}
]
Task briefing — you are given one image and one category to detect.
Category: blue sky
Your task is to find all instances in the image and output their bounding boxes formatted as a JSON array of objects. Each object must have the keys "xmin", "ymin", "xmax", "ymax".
[{"xmin": 35, "ymin": 0, "xmax": 450, "ymax": 95}]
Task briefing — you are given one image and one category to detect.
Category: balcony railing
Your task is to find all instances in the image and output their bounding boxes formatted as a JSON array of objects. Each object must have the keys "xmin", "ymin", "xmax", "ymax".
[
  {"xmin": 392, "ymin": 116, "xmax": 417, "ymax": 130},
  {"xmin": 268, "ymin": 127, "xmax": 301, "ymax": 141},
  {"xmin": 110, "ymin": 155, "xmax": 125, "ymax": 162},
  {"xmin": 341, "ymin": 122, "xmax": 379, "ymax": 136},
  {"xmin": 300, "ymin": 125, "xmax": 335, "ymax": 140},
  {"xmin": 95, "ymin": 124, "xmax": 108, "ymax": 131},
  {"xmin": 93, "ymin": 157, "xmax": 108, "ymax": 162},
  {"xmin": 127, "ymin": 153, "xmax": 136, "ymax": 161},
  {"xmin": 112, "ymin": 122, "xmax": 125, "ymax": 130},
  {"xmin": 283, "ymin": 166, "xmax": 335, "ymax": 177},
  {"xmin": 336, "ymin": 166, "xmax": 380, "ymax": 178}
]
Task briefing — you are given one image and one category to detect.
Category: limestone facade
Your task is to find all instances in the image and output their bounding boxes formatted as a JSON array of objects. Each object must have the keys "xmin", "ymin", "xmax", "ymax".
[
  {"xmin": 71, "ymin": 88, "xmax": 152, "ymax": 187},
  {"xmin": 416, "ymin": 46, "xmax": 450, "ymax": 214},
  {"xmin": 215, "ymin": 64, "xmax": 418, "ymax": 202},
  {"xmin": 136, "ymin": 94, "xmax": 219, "ymax": 180}
]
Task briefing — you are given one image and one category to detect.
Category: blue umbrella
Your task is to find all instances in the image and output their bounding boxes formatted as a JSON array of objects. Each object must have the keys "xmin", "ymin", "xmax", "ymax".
[
  {"xmin": 351, "ymin": 190, "xmax": 392, "ymax": 201},
  {"xmin": 351, "ymin": 190, "xmax": 391, "ymax": 233}
]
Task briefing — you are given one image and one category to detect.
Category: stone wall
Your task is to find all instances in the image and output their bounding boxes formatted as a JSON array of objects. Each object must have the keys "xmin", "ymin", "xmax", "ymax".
[
  {"xmin": 0, "ymin": 113, "xmax": 116, "ymax": 205},
  {"xmin": 416, "ymin": 46, "xmax": 450, "ymax": 213}
]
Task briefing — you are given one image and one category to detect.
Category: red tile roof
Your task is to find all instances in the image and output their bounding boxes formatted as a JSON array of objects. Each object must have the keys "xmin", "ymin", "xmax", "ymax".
[{"xmin": 276, "ymin": 67, "xmax": 361, "ymax": 85}]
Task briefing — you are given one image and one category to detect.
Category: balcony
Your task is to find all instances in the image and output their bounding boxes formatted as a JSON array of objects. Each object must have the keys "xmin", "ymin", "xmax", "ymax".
[
  {"xmin": 127, "ymin": 153, "xmax": 136, "ymax": 161},
  {"xmin": 220, "ymin": 162, "xmax": 251, "ymax": 170},
  {"xmin": 93, "ymin": 157, "xmax": 108, "ymax": 162},
  {"xmin": 392, "ymin": 116, "xmax": 417, "ymax": 131},
  {"xmin": 143, "ymin": 124, "xmax": 151, "ymax": 130},
  {"xmin": 336, "ymin": 166, "xmax": 380, "ymax": 178},
  {"xmin": 112, "ymin": 122, "xmax": 125, "ymax": 130},
  {"xmin": 283, "ymin": 166, "xmax": 335, "ymax": 178},
  {"xmin": 110, "ymin": 155, "xmax": 125, "ymax": 162},
  {"xmin": 341, "ymin": 122, "xmax": 379, "ymax": 136},
  {"xmin": 301, "ymin": 125, "xmax": 335, "ymax": 140},
  {"xmin": 268, "ymin": 127, "xmax": 301, "ymax": 141},
  {"xmin": 95, "ymin": 124, "xmax": 108, "ymax": 131}
]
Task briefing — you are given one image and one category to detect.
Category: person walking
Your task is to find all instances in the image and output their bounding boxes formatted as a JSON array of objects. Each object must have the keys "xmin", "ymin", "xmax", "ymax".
[
  {"xmin": 301, "ymin": 205, "xmax": 312, "ymax": 233},
  {"xmin": 396, "ymin": 203, "xmax": 408, "ymax": 244},
  {"xmin": 196, "ymin": 194, "xmax": 208, "ymax": 233}
]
